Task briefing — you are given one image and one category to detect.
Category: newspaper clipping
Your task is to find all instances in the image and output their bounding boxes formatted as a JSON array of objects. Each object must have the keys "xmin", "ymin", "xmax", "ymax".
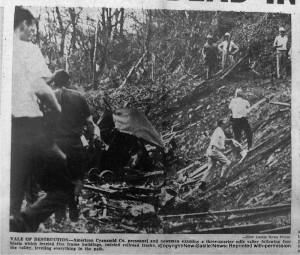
[{"xmin": 0, "ymin": 0, "xmax": 299, "ymax": 254}]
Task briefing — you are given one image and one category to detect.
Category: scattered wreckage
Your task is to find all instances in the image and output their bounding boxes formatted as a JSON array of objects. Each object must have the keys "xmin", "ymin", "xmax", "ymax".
[
  {"xmin": 84, "ymin": 107, "xmax": 165, "ymax": 184},
  {"xmin": 78, "ymin": 102, "xmax": 290, "ymax": 234}
]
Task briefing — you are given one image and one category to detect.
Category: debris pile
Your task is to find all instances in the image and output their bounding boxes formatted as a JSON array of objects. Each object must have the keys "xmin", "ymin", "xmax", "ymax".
[{"xmin": 39, "ymin": 72, "xmax": 291, "ymax": 234}]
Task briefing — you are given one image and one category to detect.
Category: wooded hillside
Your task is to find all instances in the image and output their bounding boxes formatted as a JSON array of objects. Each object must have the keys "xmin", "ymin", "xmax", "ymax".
[
  {"xmin": 30, "ymin": 8, "xmax": 291, "ymax": 108},
  {"xmin": 29, "ymin": 7, "xmax": 291, "ymax": 234}
]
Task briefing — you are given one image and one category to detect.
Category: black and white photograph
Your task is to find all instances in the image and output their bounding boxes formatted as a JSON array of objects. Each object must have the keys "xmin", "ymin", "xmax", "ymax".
[{"xmin": 8, "ymin": 4, "xmax": 292, "ymax": 238}]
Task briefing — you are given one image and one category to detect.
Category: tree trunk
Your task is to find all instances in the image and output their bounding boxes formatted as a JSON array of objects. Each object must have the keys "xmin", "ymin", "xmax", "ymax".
[
  {"xmin": 68, "ymin": 8, "xmax": 77, "ymax": 51},
  {"xmin": 35, "ymin": 13, "xmax": 41, "ymax": 46},
  {"xmin": 55, "ymin": 7, "xmax": 66, "ymax": 58},
  {"xmin": 142, "ymin": 10, "xmax": 153, "ymax": 74},
  {"xmin": 107, "ymin": 8, "xmax": 112, "ymax": 38},
  {"xmin": 93, "ymin": 19, "xmax": 99, "ymax": 90},
  {"xmin": 119, "ymin": 8, "xmax": 124, "ymax": 35}
]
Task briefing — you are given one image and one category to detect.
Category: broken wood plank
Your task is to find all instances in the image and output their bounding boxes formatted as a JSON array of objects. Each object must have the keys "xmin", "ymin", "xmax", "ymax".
[
  {"xmin": 83, "ymin": 185, "xmax": 158, "ymax": 203},
  {"xmin": 235, "ymin": 193, "xmax": 244, "ymax": 206},
  {"xmin": 83, "ymin": 185, "xmax": 117, "ymax": 195},
  {"xmin": 226, "ymin": 207, "xmax": 290, "ymax": 223},
  {"xmin": 250, "ymin": 68, "xmax": 260, "ymax": 76},
  {"xmin": 119, "ymin": 224, "xmax": 140, "ymax": 233},
  {"xmin": 253, "ymin": 110, "xmax": 284, "ymax": 133},
  {"xmin": 109, "ymin": 185, "xmax": 161, "ymax": 195},
  {"xmin": 269, "ymin": 101, "xmax": 291, "ymax": 107},
  {"xmin": 165, "ymin": 222, "xmax": 198, "ymax": 234},
  {"xmin": 143, "ymin": 170, "xmax": 165, "ymax": 178},
  {"xmin": 282, "ymin": 188, "xmax": 291, "ymax": 194},
  {"xmin": 101, "ymin": 196, "xmax": 108, "ymax": 217},
  {"xmin": 190, "ymin": 171, "xmax": 205, "ymax": 181},
  {"xmin": 113, "ymin": 53, "xmax": 146, "ymax": 94},
  {"xmin": 259, "ymin": 226, "xmax": 291, "ymax": 234},
  {"xmin": 182, "ymin": 183, "xmax": 202, "ymax": 199},
  {"xmin": 221, "ymin": 53, "xmax": 250, "ymax": 80},
  {"xmin": 177, "ymin": 161, "xmax": 200, "ymax": 174},
  {"xmin": 179, "ymin": 178, "xmax": 198, "ymax": 188},
  {"xmin": 160, "ymin": 204, "xmax": 290, "ymax": 220},
  {"xmin": 250, "ymin": 127, "xmax": 289, "ymax": 153},
  {"xmin": 228, "ymin": 177, "xmax": 246, "ymax": 187},
  {"xmin": 279, "ymin": 108, "xmax": 290, "ymax": 112},
  {"xmin": 248, "ymin": 97, "xmax": 267, "ymax": 112},
  {"xmin": 189, "ymin": 164, "xmax": 208, "ymax": 178},
  {"xmin": 195, "ymin": 222, "xmax": 275, "ymax": 234}
]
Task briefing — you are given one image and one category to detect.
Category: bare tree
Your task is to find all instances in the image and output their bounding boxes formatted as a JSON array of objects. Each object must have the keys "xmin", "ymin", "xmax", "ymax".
[
  {"xmin": 68, "ymin": 7, "xmax": 83, "ymax": 52},
  {"xmin": 93, "ymin": 19, "xmax": 100, "ymax": 90}
]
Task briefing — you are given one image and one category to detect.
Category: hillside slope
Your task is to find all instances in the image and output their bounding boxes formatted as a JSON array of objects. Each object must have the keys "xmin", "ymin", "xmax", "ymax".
[{"xmin": 158, "ymin": 77, "xmax": 291, "ymax": 233}]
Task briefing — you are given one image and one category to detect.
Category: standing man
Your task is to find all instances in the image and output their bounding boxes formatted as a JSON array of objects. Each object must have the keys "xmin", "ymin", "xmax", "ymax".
[
  {"xmin": 42, "ymin": 69, "xmax": 95, "ymax": 223},
  {"xmin": 202, "ymin": 119, "xmax": 236, "ymax": 186},
  {"xmin": 202, "ymin": 34, "xmax": 218, "ymax": 79},
  {"xmin": 52, "ymin": 70, "xmax": 95, "ymax": 209},
  {"xmin": 229, "ymin": 89, "xmax": 252, "ymax": 152},
  {"xmin": 10, "ymin": 70, "xmax": 95, "ymax": 232},
  {"xmin": 10, "ymin": 7, "xmax": 63, "ymax": 222},
  {"xmin": 274, "ymin": 27, "xmax": 288, "ymax": 79},
  {"xmin": 218, "ymin": 32, "xmax": 239, "ymax": 70}
]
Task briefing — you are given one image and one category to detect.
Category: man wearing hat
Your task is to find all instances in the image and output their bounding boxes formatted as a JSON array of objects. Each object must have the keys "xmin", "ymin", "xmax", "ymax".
[
  {"xmin": 274, "ymin": 27, "xmax": 289, "ymax": 79},
  {"xmin": 218, "ymin": 32, "xmax": 239, "ymax": 70},
  {"xmin": 202, "ymin": 34, "xmax": 218, "ymax": 79}
]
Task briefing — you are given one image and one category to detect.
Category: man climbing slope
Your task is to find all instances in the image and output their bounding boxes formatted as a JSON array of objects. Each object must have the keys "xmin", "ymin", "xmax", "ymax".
[{"xmin": 202, "ymin": 119, "xmax": 240, "ymax": 188}]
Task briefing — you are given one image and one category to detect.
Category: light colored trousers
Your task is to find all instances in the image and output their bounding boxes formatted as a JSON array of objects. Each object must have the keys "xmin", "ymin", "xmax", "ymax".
[
  {"xmin": 222, "ymin": 53, "xmax": 235, "ymax": 70},
  {"xmin": 202, "ymin": 148, "xmax": 231, "ymax": 182}
]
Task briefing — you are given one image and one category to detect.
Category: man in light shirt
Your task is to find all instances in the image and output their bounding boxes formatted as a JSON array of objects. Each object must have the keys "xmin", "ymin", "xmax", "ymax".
[
  {"xmin": 12, "ymin": 70, "xmax": 96, "ymax": 232},
  {"xmin": 218, "ymin": 32, "xmax": 239, "ymax": 70},
  {"xmin": 203, "ymin": 119, "xmax": 235, "ymax": 187},
  {"xmin": 274, "ymin": 27, "xmax": 288, "ymax": 79},
  {"xmin": 229, "ymin": 89, "xmax": 252, "ymax": 151},
  {"xmin": 10, "ymin": 7, "xmax": 63, "ymax": 229}
]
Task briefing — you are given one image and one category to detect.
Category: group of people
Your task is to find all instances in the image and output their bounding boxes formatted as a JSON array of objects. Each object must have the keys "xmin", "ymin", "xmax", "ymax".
[
  {"xmin": 200, "ymin": 88, "xmax": 253, "ymax": 190},
  {"xmin": 10, "ymin": 7, "xmax": 291, "ymax": 231},
  {"xmin": 10, "ymin": 7, "xmax": 96, "ymax": 232},
  {"xmin": 202, "ymin": 27, "xmax": 290, "ymax": 80},
  {"xmin": 200, "ymin": 26, "xmax": 290, "ymax": 188},
  {"xmin": 202, "ymin": 32, "xmax": 239, "ymax": 79}
]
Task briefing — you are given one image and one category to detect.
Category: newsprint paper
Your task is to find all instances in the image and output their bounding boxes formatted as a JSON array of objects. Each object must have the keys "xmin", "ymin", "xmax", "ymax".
[{"xmin": 0, "ymin": 0, "xmax": 299, "ymax": 254}]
